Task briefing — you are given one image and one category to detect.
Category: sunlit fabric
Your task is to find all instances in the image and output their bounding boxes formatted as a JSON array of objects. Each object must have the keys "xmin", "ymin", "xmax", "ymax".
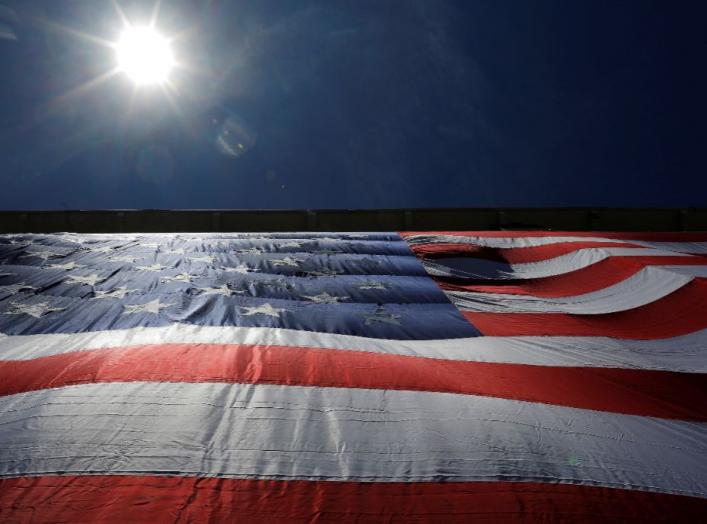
[{"xmin": 0, "ymin": 231, "xmax": 706, "ymax": 522}]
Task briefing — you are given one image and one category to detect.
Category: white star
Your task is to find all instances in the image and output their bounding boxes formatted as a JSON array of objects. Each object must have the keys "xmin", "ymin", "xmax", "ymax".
[
  {"xmin": 197, "ymin": 284, "xmax": 242, "ymax": 296},
  {"xmin": 301, "ymin": 292, "xmax": 348, "ymax": 304},
  {"xmin": 188, "ymin": 255, "xmax": 215, "ymax": 264},
  {"xmin": 358, "ymin": 280, "xmax": 389, "ymax": 290},
  {"xmin": 237, "ymin": 247, "xmax": 264, "ymax": 255},
  {"xmin": 9, "ymin": 239, "xmax": 31, "ymax": 246},
  {"xmin": 252, "ymin": 278, "xmax": 291, "ymax": 292},
  {"xmin": 239, "ymin": 303, "xmax": 286, "ymax": 318},
  {"xmin": 109, "ymin": 255, "xmax": 139, "ymax": 263},
  {"xmin": 221, "ymin": 264, "xmax": 257, "ymax": 274},
  {"xmin": 0, "ymin": 283, "xmax": 35, "ymax": 295},
  {"xmin": 363, "ymin": 307, "xmax": 402, "ymax": 326},
  {"xmin": 85, "ymin": 246, "xmax": 114, "ymax": 254},
  {"xmin": 59, "ymin": 234, "xmax": 87, "ymax": 244},
  {"xmin": 48, "ymin": 261, "xmax": 85, "ymax": 270},
  {"xmin": 21, "ymin": 250, "xmax": 62, "ymax": 261},
  {"xmin": 160, "ymin": 273, "xmax": 194, "ymax": 283},
  {"xmin": 93, "ymin": 287, "xmax": 134, "ymax": 299},
  {"xmin": 271, "ymin": 256, "xmax": 302, "ymax": 268},
  {"xmin": 306, "ymin": 268, "xmax": 343, "ymax": 277},
  {"xmin": 123, "ymin": 298, "xmax": 173, "ymax": 315},
  {"xmin": 116, "ymin": 236, "xmax": 138, "ymax": 243},
  {"xmin": 136, "ymin": 263, "xmax": 168, "ymax": 272},
  {"xmin": 65, "ymin": 274, "xmax": 106, "ymax": 286},
  {"xmin": 4, "ymin": 301, "xmax": 66, "ymax": 318}
]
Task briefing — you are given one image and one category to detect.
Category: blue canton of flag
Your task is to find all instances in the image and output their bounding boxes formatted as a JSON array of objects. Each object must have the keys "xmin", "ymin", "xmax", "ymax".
[{"xmin": 0, "ymin": 232, "xmax": 478, "ymax": 339}]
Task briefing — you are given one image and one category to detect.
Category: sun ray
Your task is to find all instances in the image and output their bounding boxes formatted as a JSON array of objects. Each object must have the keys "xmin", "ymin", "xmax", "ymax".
[
  {"xmin": 110, "ymin": 0, "xmax": 130, "ymax": 28},
  {"xmin": 121, "ymin": 85, "xmax": 139, "ymax": 121},
  {"xmin": 47, "ymin": 68, "xmax": 122, "ymax": 111},
  {"xmin": 149, "ymin": 0, "xmax": 164, "ymax": 29},
  {"xmin": 35, "ymin": 16, "xmax": 115, "ymax": 49},
  {"xmin": 161, "ymin": 81, "xmax": 185, "ymax": 121},
  {"xmin": 159, "ymin": 80, "xmax": 196, "ymax": 137},
  {"xmin": 167, "ymin": 22, "xmax": 199, "ymax": 43}
]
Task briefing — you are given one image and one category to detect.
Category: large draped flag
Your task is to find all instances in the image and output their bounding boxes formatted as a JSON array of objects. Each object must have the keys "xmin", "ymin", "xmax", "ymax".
[{"xmin": 0, "ymin": 231, "xmax": 706, "ymax": 522}]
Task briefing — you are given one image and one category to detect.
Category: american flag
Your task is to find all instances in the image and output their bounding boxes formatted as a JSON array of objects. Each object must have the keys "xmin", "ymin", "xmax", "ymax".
[{"xmin": 0, "ymin": 231, "xmax": 705, "ymax": 522}]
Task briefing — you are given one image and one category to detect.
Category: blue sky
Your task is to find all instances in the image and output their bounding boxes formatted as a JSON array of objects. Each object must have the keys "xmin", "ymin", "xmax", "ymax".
[{"xmin": 0, "ymin": 0, "xmax": 705, "ymax": 210}]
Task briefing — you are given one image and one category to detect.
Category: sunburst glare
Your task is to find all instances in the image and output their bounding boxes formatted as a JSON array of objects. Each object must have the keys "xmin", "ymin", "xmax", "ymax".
[{"xmin": 115, "ymin": 26, "xmax": 175, "ymax": 86}]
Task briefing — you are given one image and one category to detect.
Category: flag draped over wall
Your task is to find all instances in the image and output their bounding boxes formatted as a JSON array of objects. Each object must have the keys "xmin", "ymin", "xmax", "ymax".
[{"xmin": 0, "ymin": 231, "xmax": 706, "ymax": 522}]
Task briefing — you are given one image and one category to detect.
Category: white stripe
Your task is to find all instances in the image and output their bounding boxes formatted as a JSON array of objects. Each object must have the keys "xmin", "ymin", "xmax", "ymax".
[
  {"xmin": 422, "ymin": 258, "xmax": 511, "ymax": 279},
  {"xmin": 1, "ymin": 382, "xmax": 705, "ymax": 497},
  {"xmin": 447, "ymin": 266, "xmax": 696, "ymax": 314},
  {"xmin": 637, "ymin": 241, "xmax": 707, "ymax": 255},
  {"xmin": 406, "ymin": 234, "xmax": 707, "ymax": 254},
  {"xmin": 512, "ymin": 248, "xmax": 692, "ymax": 279},
  {"xmin": 406, "ymin": 235, "xmax": 634, "ymax": 248},
  {"xmin": 1, "ymin": 323, "xmax": 706, "ymax": 372},
  {"xmin": 426, "ymin": 248, "xmax": 693, "ymax": 280},
  {"xmin": 656, "ymin": 265, "xmax": 707, "ymax": 277}
]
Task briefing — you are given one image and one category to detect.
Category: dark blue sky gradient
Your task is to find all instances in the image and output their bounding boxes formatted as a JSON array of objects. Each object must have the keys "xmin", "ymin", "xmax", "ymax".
[{"xmin": 0, "ymin": 1, "xmax": 705, "ymax": 209}]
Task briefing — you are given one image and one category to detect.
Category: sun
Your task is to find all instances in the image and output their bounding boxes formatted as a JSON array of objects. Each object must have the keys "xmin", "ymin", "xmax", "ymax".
[{"xmin": 115, "ymin": 26, "xmax": 175, "ymax": 86}]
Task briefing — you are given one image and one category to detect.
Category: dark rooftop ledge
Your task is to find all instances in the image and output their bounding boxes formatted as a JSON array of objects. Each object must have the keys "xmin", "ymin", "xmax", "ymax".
[{"xmin": 0, "ymin": 208, "xmax": 705, "ymax": 233}]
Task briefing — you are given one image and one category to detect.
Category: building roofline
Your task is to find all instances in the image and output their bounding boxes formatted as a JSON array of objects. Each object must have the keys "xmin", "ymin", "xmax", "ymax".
[{"xmin": 0, "ymin": 208, "xmax": 705, "ymax": 233}]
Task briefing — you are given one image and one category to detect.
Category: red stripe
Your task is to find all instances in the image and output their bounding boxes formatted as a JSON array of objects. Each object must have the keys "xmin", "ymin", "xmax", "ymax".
[
  {"xmin": 440, "ymin": 257, "xmax": 643, "ymax": 297},
  {"xmin": 464, "ymin": 279, "xmax": 707, "ymax": 338},
  {"xmin": 401, "ymin": 231, "xmax": 707, "ymax": 241},
  {"xmin": 2, "ymin": 343, "xmax": 705, "ymax": 420},
  {"xmin": 500, "ymin": 242, "xmax": 649, "ymax": 264},
  {"xmin": 411, "ymin": 241, "xmax": 646, "ymax": 264},
  {"xmin": 439, "ymin": 256, "xmax": 706, "ymax": 297},
  {"xmin": 1, "ymin": 475, "xmax": 705, "ymax": 523},
  {"xmin": 409, "ymin": 243, "xmax": 506, "ymax": 261}
]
